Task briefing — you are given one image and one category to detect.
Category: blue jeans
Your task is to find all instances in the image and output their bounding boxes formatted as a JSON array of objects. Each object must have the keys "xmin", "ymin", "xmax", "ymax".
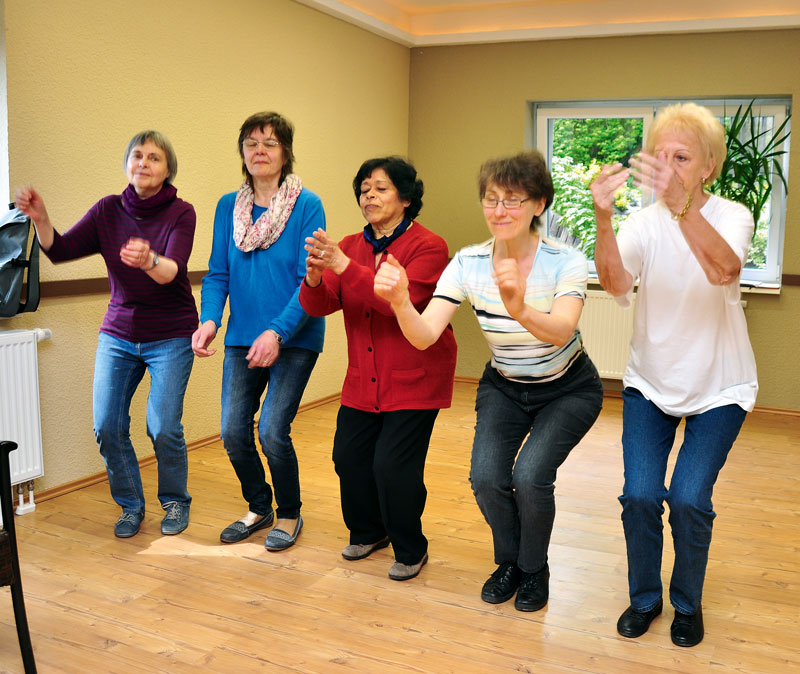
[
  {"xmin": 220, "ymin": 346, "xmax": 318, "ymax": 519},
  {"xmin": 93, "ymin": 332, "xmax": 194, "ymax": 515},
  {"xmin": 620, "ymin": 388, "xmax": 747, "ymax": 614},
  {"xmin": 470, "ymin": 353, "xmax": 604, "ymax": 574}
]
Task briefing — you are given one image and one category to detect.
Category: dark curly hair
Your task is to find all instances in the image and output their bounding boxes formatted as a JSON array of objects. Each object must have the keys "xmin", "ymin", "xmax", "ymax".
[
  {"xmin": 352, "ymin": 156, "xmax": 424, "ymax": 220},
  {"xmin": 478, "ymin": 150, "xmax": 554, "ymax": 230},
  {"xmin": 237, "ymin": 111, "xmax": 295, "ymax": 187}
]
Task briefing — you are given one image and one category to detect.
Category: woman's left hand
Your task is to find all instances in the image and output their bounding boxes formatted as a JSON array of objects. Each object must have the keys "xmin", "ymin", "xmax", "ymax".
[
  {"xmin": 630, "ymin": 151, "xmax": 688, "ymax": 214},
  {"xmin": 304, "ymin": 228, "xmax": 350, "ymax": 277},
  {"xmin": 246, "ymin": 330, "xmax": 281, "ymax": 369},
  {"xmin": 493, "ymin": 258, "xmax": 527, "ymax": 318},
  {"xmin": 120, "ymin": 237, "xmax": 153, "ymax": 269}
]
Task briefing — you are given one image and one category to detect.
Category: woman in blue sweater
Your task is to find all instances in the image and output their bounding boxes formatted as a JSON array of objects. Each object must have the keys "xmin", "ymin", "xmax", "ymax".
[{"xmin": 192, "ymin": 111, "xmax": 325, "ymax": 550}]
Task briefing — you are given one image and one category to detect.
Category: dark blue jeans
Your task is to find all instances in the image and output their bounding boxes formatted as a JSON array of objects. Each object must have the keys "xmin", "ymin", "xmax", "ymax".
[
  {"xmin": 93, "ymin": 332, "xmax": 193, "ymax": 515},
  {"xmin": 220, "ymin": 346, "xmax": 318, "ymax": 519},
  {"xmin": 470, "ymin": 353, "xmax": 603, "ymax": 574},
  {"xmin": 620, "ymin": 387, "xmax": 747, "ymax": 614}
]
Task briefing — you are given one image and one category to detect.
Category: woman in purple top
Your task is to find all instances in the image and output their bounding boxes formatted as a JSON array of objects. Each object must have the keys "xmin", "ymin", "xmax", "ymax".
[{"xmin": 15, "ymin": 130, "xmax": 198, "ymax": 539}]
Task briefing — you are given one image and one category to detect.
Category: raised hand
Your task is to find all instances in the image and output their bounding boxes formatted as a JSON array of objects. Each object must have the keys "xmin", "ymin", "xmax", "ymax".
[
  {"xmin": 374, "ymin": 254, "xmax": 410, "ymax": 306},
  {"xmin": 630, "ymin": 151, "xmax": 687, "ymax": 214},
  {"xmin": 493, "ymin": 257, "xmax": 527, "ymax": 318},
  {"xmin": 120, "ymin": 237, "xmax": 153, "ymax": 269},
  {"xmin": 590, "ymin": 163, "xmax": 630, "ymax": 216},
  {"xmin": 304, "ymin": 228, "xmax": 349, "ymax": 286},
  {"xmin": 14, "ymin": 185, "xmax": 55, "ymax": 249},
  {"xmin": 14, "ymin": 186, "xmax": 49, "ymax": 223}
]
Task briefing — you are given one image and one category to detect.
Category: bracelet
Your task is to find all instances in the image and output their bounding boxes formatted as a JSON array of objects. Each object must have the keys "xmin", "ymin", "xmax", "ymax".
[{"xmin": 671, "ymin": 193, "xmax": 693, "ymax": 221}]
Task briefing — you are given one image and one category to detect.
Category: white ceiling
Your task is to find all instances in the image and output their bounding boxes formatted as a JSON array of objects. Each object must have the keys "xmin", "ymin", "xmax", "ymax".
[{"xmin": 294, "ymin": 0, "xmax": 800, "ymax": 46}]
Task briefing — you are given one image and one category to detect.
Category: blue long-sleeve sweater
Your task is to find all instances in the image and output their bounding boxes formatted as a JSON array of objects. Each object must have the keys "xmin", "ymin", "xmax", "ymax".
[{"xmin": 199, "ymin": 188, "xmax": 325, "ymax": 352}]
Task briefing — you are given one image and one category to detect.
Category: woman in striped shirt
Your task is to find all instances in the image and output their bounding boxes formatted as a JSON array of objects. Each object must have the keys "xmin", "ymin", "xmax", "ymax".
[{"xmin": 374, "ymin": 150, "xmax": 603, "ymax": 610}]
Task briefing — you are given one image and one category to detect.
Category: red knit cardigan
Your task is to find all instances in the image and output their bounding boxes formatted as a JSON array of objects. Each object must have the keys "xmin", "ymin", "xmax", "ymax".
[{"xmin": 299, "ymin": 222, "xmax": 457, "ymax": 413}]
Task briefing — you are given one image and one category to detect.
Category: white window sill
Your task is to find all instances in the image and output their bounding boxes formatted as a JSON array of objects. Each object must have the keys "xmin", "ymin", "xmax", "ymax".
[{"xmin": 587, "ymin": 276, "xmax": 781, "ymax": 294}]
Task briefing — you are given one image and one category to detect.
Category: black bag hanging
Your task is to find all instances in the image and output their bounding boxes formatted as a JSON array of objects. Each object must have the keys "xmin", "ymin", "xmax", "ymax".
[{"xmin": 0, "ymin": 205, "xmax": 40, "ymax": 318}]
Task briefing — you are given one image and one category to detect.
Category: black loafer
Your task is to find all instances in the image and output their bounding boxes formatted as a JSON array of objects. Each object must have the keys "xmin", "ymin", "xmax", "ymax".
[
  {"xmin": 617, "ymin": 598, "xmax": 663, "ymax": 638},
  {"xmin": 481, "ymin": 562, "xmax": 521, "ymax": 604},
  {"xmin": 671, "ymin": 607, "xmax": 704, "ymax": 647},
  {"xmin": 514, "ymin": 564, "xmax": 549, "ymax": 612},
  {"xmin": 219, "ymin": 510, "xmax": 274, "ymax": 544}
]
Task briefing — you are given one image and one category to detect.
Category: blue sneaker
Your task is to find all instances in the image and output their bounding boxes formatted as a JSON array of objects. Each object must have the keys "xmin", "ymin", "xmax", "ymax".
[
  {"xmin": 161, "ymin": 502, "xmax": 190, "ymax": 535},
  {"xmin": 114, "ymin": 511, "xmax": 143, "ymax": 538}
]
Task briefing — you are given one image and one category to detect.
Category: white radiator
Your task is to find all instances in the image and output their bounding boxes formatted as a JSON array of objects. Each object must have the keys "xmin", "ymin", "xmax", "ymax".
[
  {"xmin": 0, "ymin": 328, "xmax": 49, "ymax": 515},
  {"xmin": 579, "ymin": 290, "xmax": 635, "ymax": 379}
]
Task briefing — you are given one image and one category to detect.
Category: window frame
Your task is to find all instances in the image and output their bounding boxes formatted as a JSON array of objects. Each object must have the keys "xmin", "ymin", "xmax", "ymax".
[{"xmin": 531, "ymin": 97, "xmax": 792, "ymax": 288}]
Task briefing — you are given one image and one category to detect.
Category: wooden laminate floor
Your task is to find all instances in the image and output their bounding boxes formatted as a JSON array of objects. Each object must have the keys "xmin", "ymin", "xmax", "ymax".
[{"xmin": 2, "ymin": 382, "xmax": 799, "ymax": 673}]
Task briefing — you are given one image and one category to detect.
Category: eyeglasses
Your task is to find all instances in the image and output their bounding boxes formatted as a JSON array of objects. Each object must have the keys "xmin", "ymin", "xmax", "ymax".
[
  {"xmin": 243, "ymin": 139, "xmax": 281, "ymax": 150},
  {"xmin": 481, "ymin": 197, "xmax": 531, "ymax": 210}
]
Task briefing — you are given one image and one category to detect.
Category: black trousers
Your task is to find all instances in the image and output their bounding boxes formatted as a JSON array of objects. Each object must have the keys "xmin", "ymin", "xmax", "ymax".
[{"xmin": 333, "ymin": 405, "xmax": 439, "ymax": 565}]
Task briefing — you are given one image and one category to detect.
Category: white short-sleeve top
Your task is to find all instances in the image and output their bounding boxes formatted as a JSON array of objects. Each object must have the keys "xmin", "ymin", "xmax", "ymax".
[{"xmin": 615, "ymin": 195, "xmax": 758, "ymax": 415}]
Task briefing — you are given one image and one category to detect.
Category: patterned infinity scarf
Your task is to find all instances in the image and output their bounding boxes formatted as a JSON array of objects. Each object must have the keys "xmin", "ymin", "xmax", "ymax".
[{"xmin": 232, "ymin": 174, "xmax": 303, "ymax": 252}]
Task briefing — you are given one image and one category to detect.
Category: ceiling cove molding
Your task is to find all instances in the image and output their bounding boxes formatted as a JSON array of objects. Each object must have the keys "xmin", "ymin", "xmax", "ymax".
[
  {"xmin": 294, "ymin": 1, "xmax": 800, "ymax": 47},
  {"xmin": 294, "ymin": 0, "xmax": 417, "ymax": 46}
]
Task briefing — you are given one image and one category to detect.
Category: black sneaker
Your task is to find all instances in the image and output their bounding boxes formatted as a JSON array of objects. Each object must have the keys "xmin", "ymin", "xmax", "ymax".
[
  {"xmin": 514, "ymin": 564, "xmax": 549, "ymax": 612},
  {"xmin": 114, "ymin": 511, "xmax": 143, "ymax": 538},
  {"xmin": 481, "ymin": 562, "xmax": 520, "ymax": 604}
]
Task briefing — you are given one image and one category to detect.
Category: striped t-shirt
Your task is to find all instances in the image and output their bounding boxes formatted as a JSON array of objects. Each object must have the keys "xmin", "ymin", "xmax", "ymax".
[{"xmin": 434, "ymin": 237, "xmax": 588, "ymax": 383}]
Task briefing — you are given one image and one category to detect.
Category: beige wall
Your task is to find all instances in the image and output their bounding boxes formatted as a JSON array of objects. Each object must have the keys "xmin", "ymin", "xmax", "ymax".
[
  {"xmin": 409, "ymin": 30, "xmax": 800, "ymax": 410},
  {"xmin": 2, "ymin": 6, "xmax": 798, "ymax": 495},
  {"xmin": 2, "ymin": 0, "xmax": 409, "ymax": 491}
]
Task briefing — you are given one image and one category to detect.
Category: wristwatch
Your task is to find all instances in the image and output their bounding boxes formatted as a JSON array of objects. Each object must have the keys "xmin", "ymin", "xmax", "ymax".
[
  {"xmin": 147, "ymin": 251, "xmax": 159, "ymax": 270},
  {"xmin": 268, "ymin": 329, "xmax": 284, "ymax": 345}
]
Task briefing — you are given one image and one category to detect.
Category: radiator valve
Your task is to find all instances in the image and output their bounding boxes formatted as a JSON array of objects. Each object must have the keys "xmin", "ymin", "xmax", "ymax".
[{"xmin": 15, "ymin": 480, "xmax": 36, "ymax": 515}]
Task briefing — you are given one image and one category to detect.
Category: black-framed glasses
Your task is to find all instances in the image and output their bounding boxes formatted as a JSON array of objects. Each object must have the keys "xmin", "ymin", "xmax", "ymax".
[
  {"xmin": 243, "ymin": 139, "xmax": 281, "ymax": 150},
  {"xmin": 481, "ymin": 197, "xmax": 530, "ymax": 210}
]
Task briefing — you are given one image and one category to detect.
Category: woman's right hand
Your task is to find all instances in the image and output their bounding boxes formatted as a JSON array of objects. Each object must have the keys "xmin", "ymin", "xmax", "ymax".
[
  {"xmin": 374, "ymin": 254, "xmax": 410, "ymax": 307},
  {"xmin": 304, "ymin": 228, "xmax": 349, "ymax": 284},
  {"xmin": 14, "ymin": 186, "xmax": 49, "ymax": 223},
  {"xmin": 14, "ymin": 185, "xmax": 54, "ymax": 249},
  {"xmin": 590, "ymin": 164, "xmax": 630, "ymax": 218},
  {"xmin": 191, "ymin": 320, "xmax": 218, "ymax": 357}
]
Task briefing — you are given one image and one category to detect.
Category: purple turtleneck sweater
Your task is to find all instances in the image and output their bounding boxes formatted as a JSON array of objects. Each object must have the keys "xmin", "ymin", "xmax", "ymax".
[{"xmin": 46, "ymin": 184, "xmax": 198, "ymax": 342}]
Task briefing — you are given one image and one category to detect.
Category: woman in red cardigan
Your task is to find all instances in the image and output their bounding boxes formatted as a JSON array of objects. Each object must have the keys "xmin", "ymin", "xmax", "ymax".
[{"xmin": 299, "ymin": 156, "xmax": 457, "ymax": 581}]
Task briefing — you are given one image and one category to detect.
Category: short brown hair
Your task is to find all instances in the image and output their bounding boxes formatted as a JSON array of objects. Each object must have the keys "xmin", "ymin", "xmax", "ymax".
[
  {"xmin": 478, "ymin": 150, "xmax": 554, "ymax": 230},
  {"xmin": 237, "ymin": 111, "xmax": 295, "ymax": 187}
]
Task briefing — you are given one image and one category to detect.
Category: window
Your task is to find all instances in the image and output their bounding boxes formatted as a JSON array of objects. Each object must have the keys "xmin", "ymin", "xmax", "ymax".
[{"xmin": 532, "ymin": 98, "xmax": 792, "ymax": 287}]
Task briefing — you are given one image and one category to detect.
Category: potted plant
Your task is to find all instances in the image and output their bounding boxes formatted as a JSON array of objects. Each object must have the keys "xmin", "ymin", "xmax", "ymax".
[{"xmin": 709, "ymin": 100, "xmax": 791, "ymax": 263}]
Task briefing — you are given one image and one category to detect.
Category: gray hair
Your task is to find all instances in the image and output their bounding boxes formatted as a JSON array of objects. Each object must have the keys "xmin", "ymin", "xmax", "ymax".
[{"xmin": 123, "ymin": 130, "xmax": 178, "ymax": 184}]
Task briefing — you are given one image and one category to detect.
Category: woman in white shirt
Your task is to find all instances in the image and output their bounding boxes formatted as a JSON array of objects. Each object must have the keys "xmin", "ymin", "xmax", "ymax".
[{"xmin": 591, "ymin": 102, "xmax": 758, "ymax": 647}]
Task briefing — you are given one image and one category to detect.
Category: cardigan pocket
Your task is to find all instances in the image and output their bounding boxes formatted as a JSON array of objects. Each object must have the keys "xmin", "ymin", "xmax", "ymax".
[{"xmin": 389, "ymin": 367, "xmax": 427, "ymax": 404}]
